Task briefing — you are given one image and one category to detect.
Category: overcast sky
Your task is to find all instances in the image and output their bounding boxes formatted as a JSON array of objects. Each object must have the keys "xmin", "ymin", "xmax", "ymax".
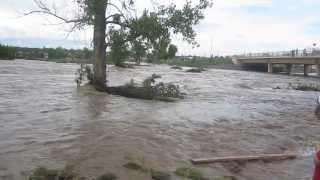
[{"xmin": 0, "ymin": 0, "xmax": 320, "ymax": 56}]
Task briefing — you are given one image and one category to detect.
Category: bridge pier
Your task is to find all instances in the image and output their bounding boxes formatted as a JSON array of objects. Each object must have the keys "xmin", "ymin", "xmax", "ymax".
[
  {"xmin": 268, "ymin": 63, "xmax": 273, "ymax": 73},
  {"xmin": 304, "ymin": 64, "xmax": 310, "ymax": 76}
]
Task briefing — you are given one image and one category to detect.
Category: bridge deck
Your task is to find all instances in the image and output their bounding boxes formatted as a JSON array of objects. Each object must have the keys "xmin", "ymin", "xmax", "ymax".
[
  {"xmin": 237, "ymin": 56, "xmax": 320, "ymax": 65},
  {"xmin": 235, "ymin": 56, "xmax": 320, "ymax": 76}
]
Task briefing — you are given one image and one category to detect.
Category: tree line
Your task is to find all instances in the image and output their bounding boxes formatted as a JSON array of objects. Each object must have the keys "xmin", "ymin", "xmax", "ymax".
[{"xmin": 0, "ymin": 44, "xmax": 16, "ymax": 60}]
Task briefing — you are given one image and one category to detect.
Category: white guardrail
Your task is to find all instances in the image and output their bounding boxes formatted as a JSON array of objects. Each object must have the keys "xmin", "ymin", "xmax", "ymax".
[{"xmin": 236, "ymin": 48, "xmax": 320, "ymax": 58}]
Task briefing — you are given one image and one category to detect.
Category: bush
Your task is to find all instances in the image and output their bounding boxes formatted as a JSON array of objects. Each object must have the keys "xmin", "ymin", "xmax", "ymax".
[
  {"xmin": 106, "ymin": 74, "xmax": 184, "ymax": 101},
  {"xmin": 289, "ymin": 83, "xmax": 320, "ymax": 92},
  {"xmin": 186, "ymin": 67, "xmax": 205, "ymax": 73},
  {"xmin": 75, "ymin": 64, "xmax": 93, "ymax": 87},
  {"xmin": 97, "ymin": 173, "xmax": 117, "ymax": 180},
  {"xmin": 151, "ymin": 169, "xmax": 171, "ymax": 180},
  {"xmin": 0, "ymin": 44, "xmax": 16, "ymax": 60},
  {"xmin": 171, "ymin": 66, "xmax": 183, "ymax": 70},
  {"xmin": 29, "ymin": 167, "xmax": 74, "ymax": 180},
  {"xmin": 175, "ymin": 167, "xmax": 204, "ymax": 180}
]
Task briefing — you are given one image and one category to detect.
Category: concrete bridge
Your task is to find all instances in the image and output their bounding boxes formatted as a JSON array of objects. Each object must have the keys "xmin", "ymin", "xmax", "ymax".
[{"xmin": 235, "ymin": 49, "xmax": 320, "ymax": 76}]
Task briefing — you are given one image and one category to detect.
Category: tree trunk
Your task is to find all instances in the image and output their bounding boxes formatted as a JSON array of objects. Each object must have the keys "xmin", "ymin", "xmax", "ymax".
[{"xmin": 92, "ymin": 0, "xmax": 107, "ymax": 91}]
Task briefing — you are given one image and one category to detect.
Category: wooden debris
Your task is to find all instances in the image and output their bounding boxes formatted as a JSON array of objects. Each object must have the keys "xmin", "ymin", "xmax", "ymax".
[{"xmin": 191, "ymin": 153, "xmax": 297, "ymax": 165}]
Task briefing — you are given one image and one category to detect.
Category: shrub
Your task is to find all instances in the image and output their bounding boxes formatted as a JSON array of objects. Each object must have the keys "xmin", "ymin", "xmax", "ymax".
[
  {"xmin": 97, "ymin": 173, "xmax": 117, "ymax": 180},
  {"xmin": 186, "ymin": 67, "xmax": 205, "ymax": 73},
  {"xmin": 151, "ymin": 169, "xmax": 171, "ymax": 180},
  {"xmin": 289, "ymin": 83, "xmax": 320, "ymax": 92},
  {"xmin": 75, "ymin": 64, "xmax": 93, "ymax": 87},
  {"xmin": 106, "ymin": 74, "xmax": 184, "ymax": 101},
  {"xmin": 175, "ymin": 167, "xmax": 204, "ymax": 180},
  {"xmin": 29, "ymin": 167, "xmax": 74, "ymax": 180},
  {"xmin": 171, "ymin": 66, "xmax": 183, "ymax": 70}
]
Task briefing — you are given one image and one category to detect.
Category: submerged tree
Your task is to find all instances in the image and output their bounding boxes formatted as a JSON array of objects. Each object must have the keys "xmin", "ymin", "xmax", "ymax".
[{"xmin": 27, "ymin": 0, "xmax": 212, "ymax": 91}]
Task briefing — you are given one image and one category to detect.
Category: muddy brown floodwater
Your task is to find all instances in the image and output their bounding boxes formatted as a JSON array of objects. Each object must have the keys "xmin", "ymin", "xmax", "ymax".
[{"xmin": 0, "ymin": 59, "xmax": 320, "ymax": 180}]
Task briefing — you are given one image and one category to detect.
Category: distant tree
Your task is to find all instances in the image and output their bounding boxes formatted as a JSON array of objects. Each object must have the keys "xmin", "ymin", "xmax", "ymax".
[
  {"xmin": 168, "ymin": 44, "xmax": 178, "ymax": 59},
  {"xmin": 131, "ymin": 39, "xmax": 147, "ymax": 65},
  {"xmin": 82, "ymin": 47, "xmax": 92, "ymax": 59},
  {"xmin": 108, "ymin": 28, "xmax": 130, "ymax": 66},
  {"xmin": 0, "ymin": 44, "xmax": 16, "ymax": 60}
]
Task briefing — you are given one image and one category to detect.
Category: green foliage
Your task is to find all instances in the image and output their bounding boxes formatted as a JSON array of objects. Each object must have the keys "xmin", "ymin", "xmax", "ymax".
[
  {"xmin": 0, "ymin": 44, "xmax": 16, "ymax": 60},
  {"xmin": 131, "ymin": 39, "xmax": 147, "ymax": 64},
  {"xmin": 142, "ymin": 74, "xmax": 162, "ymax": 88},
  {"xmin": 159, "ymin": 0, "xmax": 213, "ymax": 46},
  {"xmin": 171, "ymin": 66, "xmax": 183, "ymax": 70},
  {"xmin": 175, "ymin": 167, "xmax": 204, "ymax": 180},
  {"xmin": 289, "ymin": 82, "xmax": 320, "ymax": 92},
  {"xmin": 141, "ymin": 74, "xmax": 183, "ymax": 99},
  {"xmin": 151, "ymin": 169, "xmax": 171, "ymax": 180},
  {"xmin": 97, "ymin": 173, "xmax": 117, "ymax": 180},
  {"xmin": 107, "ymin": 74, "xmax": 184, "ymax": 101},
  {"xmin": 168, "ymin": 44, "xmax": 178, "ymax": 59},
  {"xmin": 15, "ymin": 46, "xmax": 93, "ymax": 61},
  {"xmin": 75, "ymin": 64, "xmax": 94, "ymax": 86},
  {"xmin": 186, "ymin": 67, "xmax": 205, "ymax": 73},
  {"xmin": 108, "ymin": 28, "xmax": 130, "ymax": 66},
  {"xmin": 29, "ymin": 167, "xmax": 74, "ymax": 180},
  {"xmin": 127, "ymin": 0, "xmax": 212, "ymax": 63}
]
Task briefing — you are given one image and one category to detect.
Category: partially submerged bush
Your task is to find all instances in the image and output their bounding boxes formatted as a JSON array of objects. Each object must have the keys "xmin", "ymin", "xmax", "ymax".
[
  {"xmin": 151, "ymin": 169, "xmax": 171, "ymax": 180},
  {"xmin": 107, "ymin": 74, "xmax": 184, "ymax": 101},
  {"xmin": 115, "ymin": 63, "xmax": 134, "ymax": 68},
  {"xmin": 75, "ymin": 64, "xmax": 93, "ymax": 87},
  {"xmin": 142, "ymin": 74, "xmax": 162, "ymax": 88},
  {"xmin": 29, "ymin": 167, "xmax": 74, "ymax": 180},
  {"xmin": 289, "ymin": 83, "xmax": 320, "ymax": 92},
  {"xmin": 186, "ymin": 67, "xmax": 205, "ymax": 73},
  {"xmin": 175, "ymin": 167, "xmax": 205, "ymax": 180},
  {"xmin": 171, "ymin": 66, "xmax": 183, "ymax": 70},
  {"xmin": 29, "ymin": 167, "xmax": 118, "ymax": 180},
  {"xmin": 97, "ymin": 173, "xmax": 117, "ymax": 180}
]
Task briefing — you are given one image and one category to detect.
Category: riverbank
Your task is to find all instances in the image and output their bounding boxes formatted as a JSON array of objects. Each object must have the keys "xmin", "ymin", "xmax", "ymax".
[{"xmin": 0, "ymin": 60, "xmax": 320, "ymax": 180}]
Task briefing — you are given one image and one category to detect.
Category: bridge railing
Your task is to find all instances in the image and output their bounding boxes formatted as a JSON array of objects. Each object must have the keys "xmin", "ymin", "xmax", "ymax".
[{"xmin": 236, "ymin": 48, "xmax": 320, "ymax": 58}]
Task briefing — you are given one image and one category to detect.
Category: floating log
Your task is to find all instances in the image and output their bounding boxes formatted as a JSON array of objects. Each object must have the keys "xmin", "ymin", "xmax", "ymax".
[{"xmin": 191, "ymin": 153, "xmax": 297, "ymax": 165}]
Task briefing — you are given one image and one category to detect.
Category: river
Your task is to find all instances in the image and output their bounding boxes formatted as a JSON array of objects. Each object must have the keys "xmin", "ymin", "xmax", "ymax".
[{"xmin": 0, "ymin": 59, "xmax": 319, "ymax": 180}]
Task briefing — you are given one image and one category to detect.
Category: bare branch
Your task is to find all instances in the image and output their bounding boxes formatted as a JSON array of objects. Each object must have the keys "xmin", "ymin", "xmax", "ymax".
[{"xmin": 25, "ymin": 0, "xmax": 88, "ymax": 24}]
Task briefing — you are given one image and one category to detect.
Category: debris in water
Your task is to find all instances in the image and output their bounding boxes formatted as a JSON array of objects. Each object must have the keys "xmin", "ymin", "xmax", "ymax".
[
  {"xmin": 150, "ymin": 169, "xmax": 171, "ymax": 180},
  {"xmin": 97, "ymin": 173, "xmax": 118, "ymax": 180},
  {"xmin": 123, "ymin": 162, "xmax": 144, "ymax": 171}
]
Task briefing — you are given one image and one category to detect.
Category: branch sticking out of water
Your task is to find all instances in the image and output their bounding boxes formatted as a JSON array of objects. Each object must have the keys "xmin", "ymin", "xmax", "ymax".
[{"xmin": 106, "ymin": 74, "xmax": 185, "ymax": 102}]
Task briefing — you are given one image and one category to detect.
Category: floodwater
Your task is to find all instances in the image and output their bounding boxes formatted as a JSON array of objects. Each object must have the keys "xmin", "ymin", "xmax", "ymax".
[{"xmin": 0, "ymin": 59, "xmax": 320, "ymax": 180}]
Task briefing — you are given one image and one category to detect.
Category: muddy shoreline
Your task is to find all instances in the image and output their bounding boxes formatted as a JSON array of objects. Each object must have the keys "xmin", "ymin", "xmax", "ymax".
[{"xmin": 0, "ymin": 60, "xmax": 320, "ymax": 180}]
